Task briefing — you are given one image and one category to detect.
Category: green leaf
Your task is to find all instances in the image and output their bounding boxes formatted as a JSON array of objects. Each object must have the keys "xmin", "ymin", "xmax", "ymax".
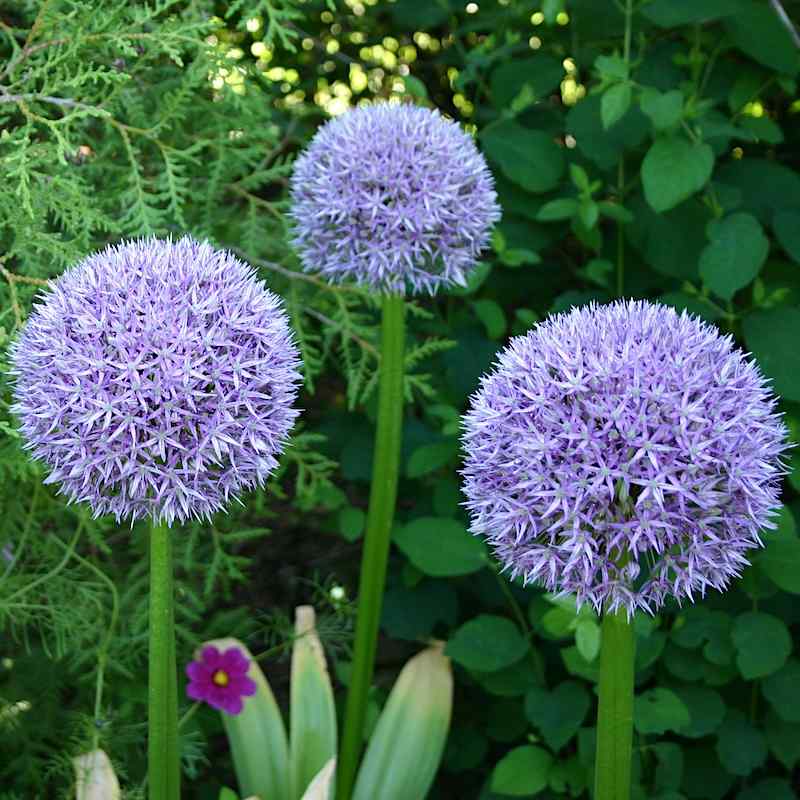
[
  {"xmin": 473, "ymin": 299, "xmax": 507, "ymax": 339},
  {"xmin": 487, "ymin": 698, "xmax": 529, "ymax": 742},
  {"xmin": 765, "ymin": 711, "xmax": 800, "ymax": 769},
  {"xmin": 634, "ymin": 688, "xmax": 690, "ymax": 734},
  {"xmin": 525, "ymin": 681, "xmax": 591, "ymax": 751},
  {"xmin": 671, "ymin": 606, "xmax": 729, "ymax": 650},
  {"xmin": 754, "ymin": 507, "xmax": 800, "ymax": 593},
  {"xmin": 580, "ymin": 258, "xmax": 614, "ymax": 288},
  {"xmin": 715, "ymin": 711, "xmax": 767, "ymax": 777},
  {"xmin": 789, "ymin": 451, "xmax": 800, "ymax": 493},
  {"xmin": 381, "ymin": 580, "xmax": 458, "ymax": 641},
  {"xmin": 571, "ymin": 216, "xmax": 602, "ymax": 251},
  {"xmin": 725, "ymin": 1, "xmax": 800, "ymax": 75},
  {"xmin": 499, "ymin": 248, "xmax": 541, "ymax": 267},
  {"xmin": 490, "ymin": 746, "xmax": 554, "ymax": 797},
  {"xmin": 446, "ymin": 615, "xmax": 528, "ymax": 673},
  {"xmin": 547, "ymin": 756, "xmax": 589, "ymax": 797},
  {"xmin": 575, "ymin": 619, "xmax": 601, "ymax": 662},
  {"xmin": 569, "ymin": 163, "xmax": 591, "ymax": 191},
  {"xmin": 352, "ymin": 644, "xmax": 453, "ymax": 800},
  {"xmin": 626, "ymin": 196, "xmax": 709, "ymax": 279},
  {"xmin": 762, "ymin": 659, "xmax": 800, "ymax": 722},
  {"xmin": 218, "ymin": 789, "xmax": 239, "ymax": 800},
  {"xmin": 433, "ymin": 478, "xmax": 461, "ymax": 516},
  {"xmin": 481, "ymin": 121, "xmax": 565, "ymax": 194},
  {"xmin": 701, "ymin": 116, "xmax": 758, "ymax": 144},
  {"xmin": 636, "ymin": 630, "xmax": 667, "ymax": 672},
  {"xmin": 490, "ymin": 55, "xmax": 564, "ymax": 108},
  {"xmin": 660, "ymin": 291, "xmax": 724, "ymax": 323},
  {"xmin": 443, "ymin": 727, "xmax": 488, "ymax": 772},
  {"xmin": 390, "ymin": 0, "xmax": 449, "ymax": 27},
  {"xmin": 652, "ymin": 742, "xmax": 683, "ymax": 792},
  {"xmin": 738, "ymin": 778, "xmax": 797, "ymax": 800},
  {"xmin": 641, "ymin": 0, "xmax": 746, "ymax": 26},
  {"xmin": 601, "ymin": 83, "xmax": 632, "ymax": 130},
  {"xmin": 682, "ymin": 746, "xmax": 735, "ymax": 800},
  {"xmin": 450, "ymin": 261, "xmax": 492, "ymax": 296},
  {"xmin": 699, "ymin": 213, "xmax": 769, "ymax": 300},
  {"xmin": 640, "ymin": 88, "xmax": 684, "ymax": 131},
  {"xmin": 717, "ymin": 158, "xmax": 800, "ymax": 223},
  {"xmin": 595, "ymin": 54, "xmax": 629, "ymax": 81},
  {"xmin": 739, "ymin": 116, "xmax": 784, "ymax": 145},
  {"xmin": 540, "ymin": 605, "xmax": 576, "ymax": 639},
  {"xmin": 406, "ymin": 440, "xmax": 458, "ymax": 479},
  {"xmin": 566, "ymin": 94, "xmax": 649, "ymax": 170},
  {"xmin": 773, "ymin": 211, "xmax": 800, "ymax": 264},
  {"xmin": 663, "ymin": 642, "xmax": 706, "ymax": 682},
  {"xmin": 731, "ymin": 612, "xmax": 792, "ymax": 679},
  {"xmin": 211, "ymin": 638, "xmax": 290, "ymax": 800},
  {"xmin": 537, "ymin": 198, "xmax": 578, "ymax": 221},
  {"xmin": 578, "ymin": 198, "xmax": 599, "ymax": 229},
  {"xmin": 561, "ymin": 645, "xmax": 600, "ymax": 683},
  {"xmin": 338, "ymin": 506, "xmax": 365, "ymax": 542},
  {"xmin": 401, "ymin": 74, "xmax": 428, "ymax": 99},
  {"xmin": 743, "ymin": 308, "xmax": 800, "ymax": 402},
  {"xmin": 673, "ymin": 685, "xmax": 727, "ymax": 738},
  {"xmin": 300, "ymin": 759, "xmax": 335, "ymax": 800},
  {"xmin": 598, "ymin": 201, "xmax": 633, "ymax": 223},
  {"xmin": 542, "ymin": 0, "xmax": 563, "ymax": 24},
  {"xmin": 290, "ymin": 607, "xmax": 337, "ymax": 800},
  {"xmin": 477, "ymin": 658, "xmax": 541, "ymax": 698},
  {"xmin": 641, "ymin": 137, "xmax": 714, "ymax": 213},
  {"xmin": 72, "ymin": 749, "xmax": 121, "ymax": 799},
  {"xmin": 394, "ymin": 518, "xmax": 486, "ymax": 577},
  {"xmin": 671, "ymin": 607, "xmax": 733, "ymax": 666}
]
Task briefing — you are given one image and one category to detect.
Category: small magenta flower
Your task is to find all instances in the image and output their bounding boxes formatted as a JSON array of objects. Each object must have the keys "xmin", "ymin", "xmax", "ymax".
[
  {"xmin": 9, "ymin": 237, "xmax": 301, "ymax": 525},
  {"xmin": 289, "ymin": 102, "xmax": 501, "ymax": 295},
  {"xmin": 461, "ymin": 300, "xmax": 790, "ymax": 616},
  {"xmin": 186, "ymin": 645, "xmax": 257, "ymax": 715}
]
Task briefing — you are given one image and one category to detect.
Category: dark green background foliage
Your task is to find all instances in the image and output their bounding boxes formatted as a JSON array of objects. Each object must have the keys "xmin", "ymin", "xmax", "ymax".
[{"xmin": 2, "ymin": 0, "xmax": 800, "ymax": 797}]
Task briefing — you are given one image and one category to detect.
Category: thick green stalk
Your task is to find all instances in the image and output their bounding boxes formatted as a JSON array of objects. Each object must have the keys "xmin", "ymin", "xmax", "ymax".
[
  {"xmin": 616, "ymin": 0, "xmax": 633, "ymax": 298},
  {"xmin": 337, "ymin": 293, "xmax": 405, "ymax": 800},
  {"xmin": 148, "ymin": 521, "xmax": 180, "ymax": 800},
  {"xmin": 594, "ymin": 608, "xmax": 635, "ymax": 800}
]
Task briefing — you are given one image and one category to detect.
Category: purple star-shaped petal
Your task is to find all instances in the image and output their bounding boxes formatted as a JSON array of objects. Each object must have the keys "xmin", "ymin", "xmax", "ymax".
[
  {"xmin": 461, "ymin": 300, "xmax": 790, "ymax": 616},
  {"xmin": 9, "ymin": 237, "xmax": 301, "ymax": 526},
  {"xmin": 289, "ymin": 102, "xmax": 501, "ymax": 295}
]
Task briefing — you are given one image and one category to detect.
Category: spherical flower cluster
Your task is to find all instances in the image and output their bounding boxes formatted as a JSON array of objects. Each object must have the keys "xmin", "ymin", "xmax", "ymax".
[
  {"xmin": 186, "ymin": 644, "xmax": 257, "ymax": 715},
  {"xmin": 289, "ymin": 102, "xmax": 501, "ymax": 295},
  {"xmin": 10, "ymin": 237, "xmax": 301, "ymax": 526},
  {"xmin": 461, "ymin": 300, "xmax": 789, "ymax": 615}
]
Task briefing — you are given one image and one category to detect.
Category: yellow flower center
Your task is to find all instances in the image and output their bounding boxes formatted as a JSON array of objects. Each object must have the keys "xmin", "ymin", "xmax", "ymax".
[{"xmin": 212, "ymin": 669, "xmax": 229, "ymax": 687}]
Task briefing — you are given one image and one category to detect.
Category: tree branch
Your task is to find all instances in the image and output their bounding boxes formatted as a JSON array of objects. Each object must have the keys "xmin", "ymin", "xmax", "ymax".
[{"xmin": 0, "ymin": 88, "xmax": 107, "ymax": 115}]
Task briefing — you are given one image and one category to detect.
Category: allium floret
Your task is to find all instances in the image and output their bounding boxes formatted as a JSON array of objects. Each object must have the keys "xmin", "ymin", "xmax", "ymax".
[
  {"xmin": 461, "ymin": 300, "xmax": 789, "ymax": 615},
  {"xmin": 289, "ymin": 102, "xmax": 501, "ymax": 295},
  {"xmin": 10, "ymin": 237, "xmax": 301, "ymax": 526}
]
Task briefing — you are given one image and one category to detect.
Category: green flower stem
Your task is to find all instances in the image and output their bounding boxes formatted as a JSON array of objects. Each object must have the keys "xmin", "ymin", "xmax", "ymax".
[
  {"xmin": 337, "ymin": 292, "xmax": 405, "ymax": 800},
  {"xmin": 148, "ymin": 521, "xmax": 180, "ymax": 800},
  {"xmin": 594, "ymin": 607, "xmax": 636, "ymax": 800}
]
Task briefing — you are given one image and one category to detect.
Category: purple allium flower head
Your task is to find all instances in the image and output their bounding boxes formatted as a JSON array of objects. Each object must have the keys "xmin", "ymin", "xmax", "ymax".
[
  {"xmin": 288, "ymin": 102, "xmax": 501, "ymax": 295},
  {"xmin": 461, "ymin": 300, "xmax": 790, "ymax": 616},
  {"xmin": 9, "ymin": 237, "xmax": 301, "ymax": 526},
  {"xmin": 186, "ymin": 645, "xmax": 257, "ymax": 715}
]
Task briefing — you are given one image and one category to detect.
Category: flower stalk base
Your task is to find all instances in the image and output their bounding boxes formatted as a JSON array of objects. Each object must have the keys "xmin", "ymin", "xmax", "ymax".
[
  {"xmin": 337, "ymin": 293, "xmax": 405, "ymax": 800},
  {"xmin": 148, "ymin": 521, "xmax": 180, "ymax": 800},
  {"xmin": 594, "ymin": 608, "xmax": 635, "ymax": 800}
]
